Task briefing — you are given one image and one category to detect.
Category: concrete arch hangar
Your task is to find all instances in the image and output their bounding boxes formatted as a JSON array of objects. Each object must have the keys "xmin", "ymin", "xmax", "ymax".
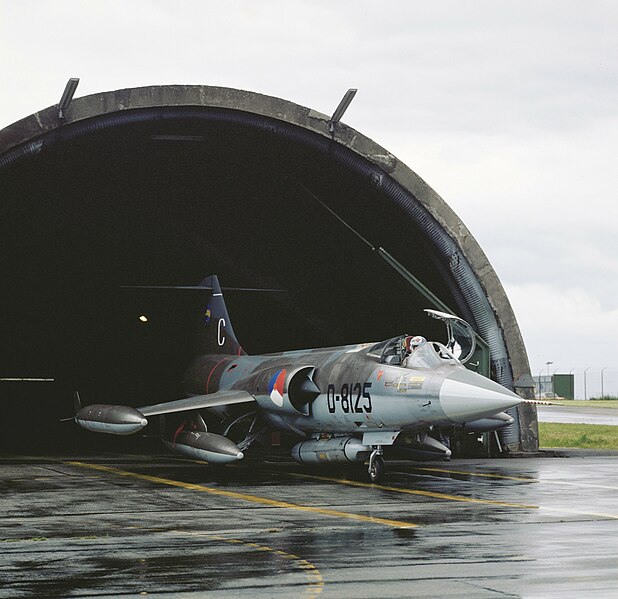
[{"xmin": 0, "ymin": 84, "xmax": 537, "ymax": 452}]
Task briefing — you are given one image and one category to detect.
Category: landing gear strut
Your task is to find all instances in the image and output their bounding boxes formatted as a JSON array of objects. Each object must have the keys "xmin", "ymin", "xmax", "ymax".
[{"xmin": 367, "ymin": 447, "xmax": 385, "ymax": 483}]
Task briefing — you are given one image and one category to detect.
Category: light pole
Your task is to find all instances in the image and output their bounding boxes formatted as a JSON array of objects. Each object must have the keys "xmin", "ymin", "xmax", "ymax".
[
  {"xmin": 584, "ymin": 367, "xmax": 590, "ymax": 400},
  {"xmin": 601, "ymin": 367, "xmax": 607, "ymax": 398},
  {"xmin": 546, "ymin": 361, "xmax": 554, "ymax": 397},
  {"xmin": 538, "ymin": 368, "xmax": 544, "ymax": 399}
]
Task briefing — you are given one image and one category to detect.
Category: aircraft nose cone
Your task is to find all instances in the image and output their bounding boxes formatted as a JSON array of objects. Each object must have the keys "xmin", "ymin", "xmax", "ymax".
[{"xmin": 439, "ymin": 369, "xmax": 522, "ymax": 423}]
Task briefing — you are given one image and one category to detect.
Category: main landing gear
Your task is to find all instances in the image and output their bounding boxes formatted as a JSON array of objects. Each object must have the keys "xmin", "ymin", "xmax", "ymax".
[{"xmin": 367, "ymin": 447, "xmax": 385, "ymax": 483}]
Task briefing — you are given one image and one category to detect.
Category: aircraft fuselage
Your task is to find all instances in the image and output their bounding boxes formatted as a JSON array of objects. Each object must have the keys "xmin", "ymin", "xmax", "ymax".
[{"xmin": 184, "ymin": 342, "xmax": 518, "ymax": 437}]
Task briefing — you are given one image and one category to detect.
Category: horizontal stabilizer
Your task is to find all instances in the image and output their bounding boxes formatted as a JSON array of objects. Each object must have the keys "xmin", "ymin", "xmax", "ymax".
[
  {"xmin": 122, "ymin": 285, "xmax": 284, "ymax": 292},
  {"xmin": 138, "ymin": 390, "xmax": 255, "ymax": 417}
]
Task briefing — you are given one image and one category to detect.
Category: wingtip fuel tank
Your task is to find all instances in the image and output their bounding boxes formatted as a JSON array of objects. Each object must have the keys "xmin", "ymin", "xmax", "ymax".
[
  {"xmin": 75, "ymin": 405, "xmax": 148, "ymax": 435},
  {"xmin": 163, "ymin": 431, "xmax": 244, "ymax": 464}
]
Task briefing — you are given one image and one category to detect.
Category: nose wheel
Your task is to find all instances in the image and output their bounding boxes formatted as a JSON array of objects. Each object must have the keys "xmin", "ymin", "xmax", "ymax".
[{"xmin": 367, "ymin": 448, "xmax": 385, "ymax": 483}]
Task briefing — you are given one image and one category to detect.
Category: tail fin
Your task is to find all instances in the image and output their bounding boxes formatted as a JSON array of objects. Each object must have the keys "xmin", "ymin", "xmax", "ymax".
[{"xmin": 197, "ymin": 275, "xmax": 246, "ymax": 356}]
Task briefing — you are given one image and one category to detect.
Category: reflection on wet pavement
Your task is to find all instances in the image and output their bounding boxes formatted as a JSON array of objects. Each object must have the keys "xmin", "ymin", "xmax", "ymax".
[{"xmin": 1, "ymin": 454, "xmax": 618, "ymax": 597}]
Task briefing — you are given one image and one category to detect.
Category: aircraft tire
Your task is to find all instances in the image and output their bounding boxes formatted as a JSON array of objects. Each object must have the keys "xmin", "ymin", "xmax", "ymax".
[{"xmin": 368, "ymin": 455, "xmax": 385, "ymax": 483}]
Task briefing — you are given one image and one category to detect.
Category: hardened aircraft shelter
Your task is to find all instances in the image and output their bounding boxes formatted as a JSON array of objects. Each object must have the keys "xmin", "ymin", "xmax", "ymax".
[{"xmin": 0, "ymin": 84, "xmax": 537, "ymax": 453}]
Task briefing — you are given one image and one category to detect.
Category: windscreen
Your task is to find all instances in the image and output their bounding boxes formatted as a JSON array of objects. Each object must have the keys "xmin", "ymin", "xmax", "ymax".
[{"xmin": 405, "ymin": 342, "xmax": 457, "ymax": 369}]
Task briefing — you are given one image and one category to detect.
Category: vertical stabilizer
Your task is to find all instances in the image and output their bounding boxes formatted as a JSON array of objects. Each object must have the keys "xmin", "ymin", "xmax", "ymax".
[{"xmin": 197, "ymin": 276, "xmax": 246, "ymax": 356}]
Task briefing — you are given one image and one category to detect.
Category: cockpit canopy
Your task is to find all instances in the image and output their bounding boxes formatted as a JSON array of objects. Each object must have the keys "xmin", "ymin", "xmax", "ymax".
[
  {"xmin": 371, "ymin": 336, "xmax": 459, "ymax": 369},
  {"xmin": 424, "ymin": 309, "xmax": 476, "ymax": 364},
  {"xmin": 368, "ymin": 309, "xmax": 477, "ymax": 369}
]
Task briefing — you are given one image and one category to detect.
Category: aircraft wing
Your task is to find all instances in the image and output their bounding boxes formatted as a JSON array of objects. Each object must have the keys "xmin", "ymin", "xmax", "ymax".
[{"xmin": 138, "ymin": 390, "xmax": 255, "ymax": 417}]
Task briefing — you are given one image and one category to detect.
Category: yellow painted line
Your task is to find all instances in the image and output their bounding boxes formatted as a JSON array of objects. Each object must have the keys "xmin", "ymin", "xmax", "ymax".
[
  {"xmin": 535, "ymin": 480, "xmax": 618, "ymax": 491},
  {"xmin": 413, "ymin": 467, "xmax": 618, "ymax": 491},
  {"xmin": 173, "ymin": 531, "xmax": 323, "ymax": 598},
  {"xmin": 412, "ymin": 467, "xmax": 536, "ymax": 482},
  {"xmin": 288, "ymin": 473, "xmax": 618, "ymax": 520},
  {"xmin": 287, "ymin": 472, "xmax": 538, "ymax": 509},
  {"xmin": 217, "ymin": 538, "xmax": 323, "ymax": 598},
  {"xmin": 539, "ymin": 507, "xmax": 618, "ymax": 520},
  {"xmin": 66, "ymin": 461, "xmax": 416, "ymax": 529}
]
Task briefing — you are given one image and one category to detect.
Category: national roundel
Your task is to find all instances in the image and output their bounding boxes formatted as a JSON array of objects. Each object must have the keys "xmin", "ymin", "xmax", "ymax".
[{"xmin": 268, "ymin": 369, "xmax": 286, "ymax": 407}]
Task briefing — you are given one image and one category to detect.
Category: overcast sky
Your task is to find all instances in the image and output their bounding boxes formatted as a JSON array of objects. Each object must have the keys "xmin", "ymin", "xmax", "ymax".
[{"xmin": 1, "ymin": 1, "xmax": 616, "ymax": 396}]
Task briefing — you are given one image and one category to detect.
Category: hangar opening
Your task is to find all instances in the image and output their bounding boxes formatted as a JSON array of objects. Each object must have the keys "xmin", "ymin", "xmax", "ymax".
[{"xmin": 0, "ymin": 84, "xmax": 538, "ymax": 454}]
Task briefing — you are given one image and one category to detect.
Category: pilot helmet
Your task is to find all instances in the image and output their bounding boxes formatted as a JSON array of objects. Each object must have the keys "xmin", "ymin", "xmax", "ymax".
[{"xmin": 409, "ymin": 335, "xmax": 427, "ymax": 348}]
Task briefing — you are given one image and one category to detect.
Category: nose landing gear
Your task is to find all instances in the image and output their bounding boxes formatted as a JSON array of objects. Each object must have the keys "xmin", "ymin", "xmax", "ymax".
[{"xmin": 367, "ymin": 447, "xmax": 385, "ymax": 483}]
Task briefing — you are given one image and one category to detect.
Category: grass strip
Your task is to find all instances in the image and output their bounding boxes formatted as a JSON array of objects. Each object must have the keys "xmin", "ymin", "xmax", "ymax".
[
  {"xmin": 552, "ymin": 400, "xmax": 618, "ymax": 409},
  {"xmin": 539, "ymin": 422, "xmax": 618, "ymax": 449}
]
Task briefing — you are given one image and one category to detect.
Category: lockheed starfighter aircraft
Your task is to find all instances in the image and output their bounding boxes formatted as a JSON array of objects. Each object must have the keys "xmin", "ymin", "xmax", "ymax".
[{"xmin": 75, "ymin": 276, "xmax": 522, "ymax": 482}]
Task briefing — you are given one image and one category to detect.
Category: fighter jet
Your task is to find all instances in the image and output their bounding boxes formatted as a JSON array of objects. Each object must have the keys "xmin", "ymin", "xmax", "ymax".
[{"xmin": 74, "ymin": 275, "xmax": 522, "ymax": 482}]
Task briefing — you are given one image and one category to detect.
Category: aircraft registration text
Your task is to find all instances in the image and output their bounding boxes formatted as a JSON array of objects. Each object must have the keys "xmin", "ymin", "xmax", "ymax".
[{"xmin": 326, "ymin": 382, "xmax": 372, "ymax": 413}]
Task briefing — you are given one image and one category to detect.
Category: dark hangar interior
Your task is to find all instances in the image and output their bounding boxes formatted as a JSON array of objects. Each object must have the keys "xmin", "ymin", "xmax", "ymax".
[{"xmin": 0, "ymin": 86, "xmax": 533, "ymax": 452}]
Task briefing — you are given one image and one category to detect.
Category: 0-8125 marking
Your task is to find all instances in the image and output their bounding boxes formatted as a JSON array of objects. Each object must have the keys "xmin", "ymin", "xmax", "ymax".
[{"xmin": 327, "ymin": 382, "xmax": 372, "ymax": 414}]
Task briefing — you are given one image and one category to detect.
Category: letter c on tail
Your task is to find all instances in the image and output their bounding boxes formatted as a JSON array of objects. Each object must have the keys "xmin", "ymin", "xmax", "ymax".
[{"xmin": 217, "ymin": 318, "xmax": 226, "ymax": 346}]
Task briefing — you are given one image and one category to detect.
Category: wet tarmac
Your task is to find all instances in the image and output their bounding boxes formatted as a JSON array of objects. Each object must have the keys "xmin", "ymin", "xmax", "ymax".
[
  {"xmin": 537, "ymin": 404, "xmax": 618, "ymax": 425},
  {"xmin": 2, "ymin": 453, "xmax": 618, "ymax": 598}
]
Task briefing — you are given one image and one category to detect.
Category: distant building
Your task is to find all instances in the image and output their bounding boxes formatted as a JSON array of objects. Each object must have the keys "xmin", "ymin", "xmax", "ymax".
[{"xmin": 533, "ymin": 374, "xmax": 574, "ymax": 400}]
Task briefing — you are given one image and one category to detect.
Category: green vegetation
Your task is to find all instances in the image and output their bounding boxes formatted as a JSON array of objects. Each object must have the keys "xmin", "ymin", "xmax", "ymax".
[
  {"xmin": 539, "ymin": 422, "xmax": 618, "ymax": 449},
  {"xmin": 553, "ymin": 399, "xmax": 618, "ymax": 409},
  {"xmin": 590, "ymin": 395, "xmax": 618, "ymax": 401}
]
